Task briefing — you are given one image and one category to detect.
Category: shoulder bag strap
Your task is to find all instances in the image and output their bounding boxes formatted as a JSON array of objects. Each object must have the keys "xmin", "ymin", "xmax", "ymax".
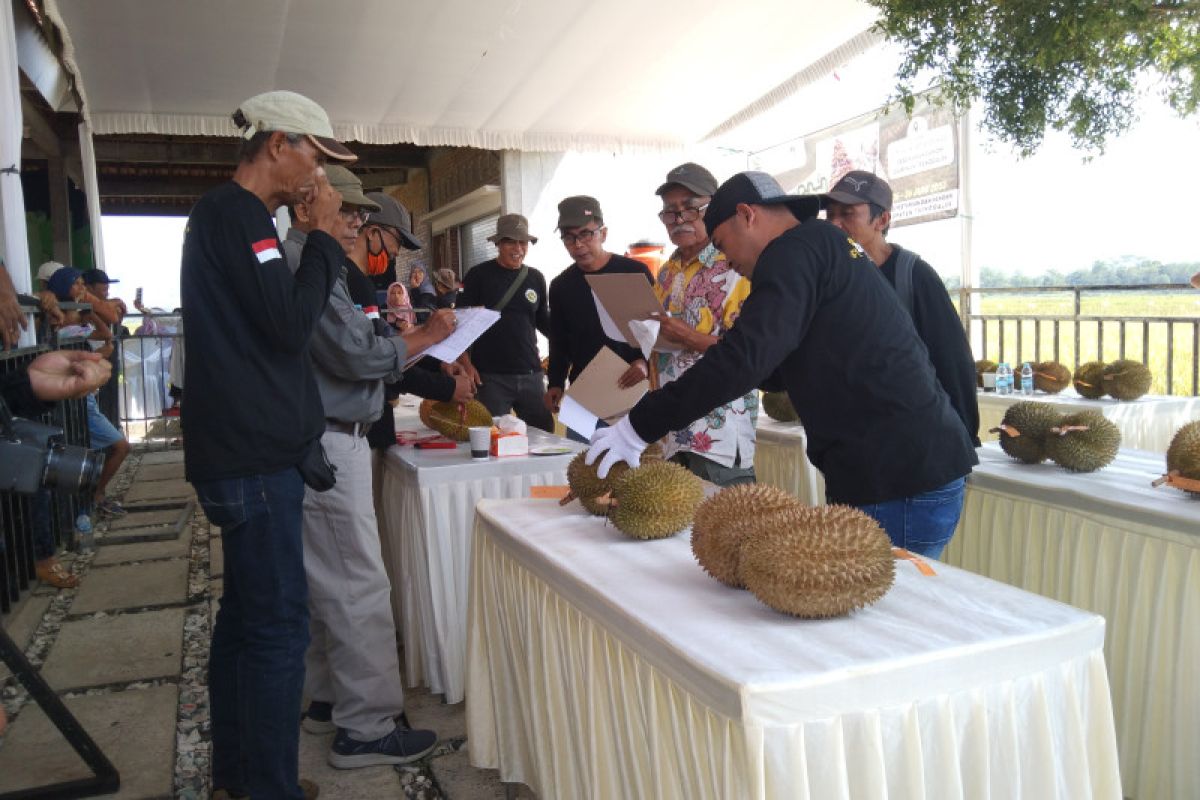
[{"xmin": 491, "ymin": 264, "xmax": 529, "ymax": 312}]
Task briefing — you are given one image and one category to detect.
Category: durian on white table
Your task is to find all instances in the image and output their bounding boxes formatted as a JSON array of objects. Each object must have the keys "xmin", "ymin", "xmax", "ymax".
[
  {"xmin": 753, "ymin": 416, "xmax": 825, "ymax": 505},
  {"xmin": 943, "ymin": 442, "xmax": 1199, "ymax": 799},
  {"xmin": 466, "ymin": 497, "xmax": 1121, "ymax": 800},
  {"xmin": 976, "ymin": 389, "xmax": 1200, "ymax": 452},
  {"xmin": 378, "ymin": 405, "xmax": 582, "ymax": 704}
]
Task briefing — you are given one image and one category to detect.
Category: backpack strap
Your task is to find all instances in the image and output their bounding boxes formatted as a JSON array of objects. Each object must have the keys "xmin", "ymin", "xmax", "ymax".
[
  {"xmin": 491, "ymin": 264, "xmax": 529, "ymax": 312},
  {"xmin": 892, "ymin": 245, "xmax": 917, "ymax": 318}
]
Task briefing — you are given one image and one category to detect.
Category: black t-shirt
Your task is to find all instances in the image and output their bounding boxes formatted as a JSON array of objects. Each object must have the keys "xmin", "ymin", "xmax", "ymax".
[
  {"xmin": 629, "ymin": 220, "xmax": 977, "ymax": 505},
  {"xmin": 459, "ymin": 259, "xmax": 550, "ymax": 374},
  {"xmin": 880, "ymin": 246, "xmax": 981, "ymax": 446},
  {"xmin": 180, "ymin": 181, "xmax": 342, "ymax": 482},
  {"xmin": 546, "ymin": 254, "xmax": 650, "ymax": 388}
]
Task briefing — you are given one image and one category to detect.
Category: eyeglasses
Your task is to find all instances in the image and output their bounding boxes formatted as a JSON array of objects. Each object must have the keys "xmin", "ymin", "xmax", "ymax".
[
  {"xmin": 658, "ymin": 204, "xmax": 709, "ymax": 225},
  {"xmin": 339, "ymin": 206, "xmax": 371, "ymax": 225},
  {"xmin": 560, "ymin": 228, "xmax": 602, "ymax": 245}
]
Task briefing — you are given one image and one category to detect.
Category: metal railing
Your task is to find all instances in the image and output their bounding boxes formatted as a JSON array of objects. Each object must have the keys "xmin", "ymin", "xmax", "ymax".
[
  {"xmin": 958, "ymin": 283, "xmax": 1200, "ymax": 396},
  {"xmin": 114, "ymin": 317, "xmax": 183, "ymax": 443}
]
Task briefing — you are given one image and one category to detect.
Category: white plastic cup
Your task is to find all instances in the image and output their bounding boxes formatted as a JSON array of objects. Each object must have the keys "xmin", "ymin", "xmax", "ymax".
[
  {"xmin": 468, "ymin": 426, "xmax": 491, "ymax": 459},
  {"xmin": 982, "ymin": 372, "xmax": 997, "ymax": 391}
]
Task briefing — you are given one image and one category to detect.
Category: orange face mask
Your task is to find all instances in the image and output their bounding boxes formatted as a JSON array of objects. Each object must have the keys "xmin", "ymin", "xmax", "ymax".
[{"xmin": 366, "ymin": 229, "xmax": 391, "ymax": 276}]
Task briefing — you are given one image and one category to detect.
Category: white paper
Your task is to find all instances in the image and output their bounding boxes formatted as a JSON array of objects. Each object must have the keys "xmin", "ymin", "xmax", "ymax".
[
  {"xmin": 406, "ymin": 307, "xmax": 501, "ymax": 366},
  {"xmin": 591, "ymin": 289, "xmax": 625, "ymax": 342},
  {"xmin": 628, "ymin": 318, "xmax": 660, "ymax": 361},
  {"xmin": 557, "ymin": 395, "xmax": 599, "ymax": 441}
]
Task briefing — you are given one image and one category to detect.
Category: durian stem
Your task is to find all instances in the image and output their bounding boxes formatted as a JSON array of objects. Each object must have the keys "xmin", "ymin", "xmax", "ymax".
[
  {"xmin": 1050, "ymin": 425, "xmax": 1089, "ymax": 436},
  {"xmin": 1075, "ymin": 380, "xmax": 1095, "ymax": 388},
  {"xmin": 990, "ymin": 424, "xmax": 1020, "ymax": 437},
  {"xmin": 559, "ymin": 490, "xmax": 577, "ymax": 506}
]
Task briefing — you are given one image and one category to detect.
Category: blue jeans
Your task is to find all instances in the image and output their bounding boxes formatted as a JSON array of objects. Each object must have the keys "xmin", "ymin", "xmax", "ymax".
[
  {"xmin": 853, "ymin": 477, "xmax": 966, "ymax": 560},
  {"xmin": 194, "ymin": 468, "xmax": 309, "ymax": 799}
]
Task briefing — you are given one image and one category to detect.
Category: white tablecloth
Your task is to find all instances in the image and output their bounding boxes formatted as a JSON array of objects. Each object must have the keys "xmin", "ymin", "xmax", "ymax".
[
  {"xmin": 977, "ymin": 389, "xmax": 1200, "ymax": 452},
  {"xmin": 753, "ymin": 417, "xmax": 825, "ymax": 505},
  {"xmin": 943, "ymin": 443, "xmax": 1199, "ymax": 799},
  {"xmin": 466, "ymin": 497, "xmax": 1121, "ymax": 800},
  {"xmin": 379, "ymin": 412, "xmax": 581, "ymax": 703}
]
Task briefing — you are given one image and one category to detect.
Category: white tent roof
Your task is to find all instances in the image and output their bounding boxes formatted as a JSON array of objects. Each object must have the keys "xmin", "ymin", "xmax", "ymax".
[{"xmin": 46, "ymin": 0, "xmax": 878, "ymax": 152}]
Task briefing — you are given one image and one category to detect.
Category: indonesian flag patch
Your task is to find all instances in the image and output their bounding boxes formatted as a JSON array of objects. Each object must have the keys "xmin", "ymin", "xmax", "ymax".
[{"xmin": 251, "ymin": 238, "xmax": 282, "ymax": 264}]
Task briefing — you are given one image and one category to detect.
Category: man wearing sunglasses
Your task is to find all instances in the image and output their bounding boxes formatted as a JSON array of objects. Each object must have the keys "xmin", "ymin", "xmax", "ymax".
[
  {"xmin": 544, "ymin": 195, "xmax": 653, "ymax": 425},
  {"xmin": 651, "ymin": 163, "xmax": 758, "ymax": 486}
]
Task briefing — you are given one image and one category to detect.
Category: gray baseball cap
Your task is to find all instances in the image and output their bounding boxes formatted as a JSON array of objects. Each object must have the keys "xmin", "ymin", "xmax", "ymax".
[
  {"xmin": 703, "ymin": 171, "xmax": 821, "ymax": 233},
  {"xmin": 821, "ymin": 170, "xmax": 893, "ymax": 211},
  {"xmin": 324, "ymin": 165, "xmax": 381, "ymax": 211},
  {"xmin": 655, "ymin": 162, "xmax": 718, "ymax": 197},
  {"xmin": 364, "ymin": 192, "xmax": 421, "ymax": 250},
  {"xmin": 232, "ymin": 90, "xmax": 356, "ymax": 162}
]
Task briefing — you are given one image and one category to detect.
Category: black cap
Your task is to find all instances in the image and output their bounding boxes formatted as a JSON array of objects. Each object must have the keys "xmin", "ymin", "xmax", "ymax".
[
  {"xmin": 655, "ymin": 162, "xmax": 718, "ymax": 197},
  {"xmin": 83, "ymin": 269, "xmax": 119, "ymax": 285},
  {"xmin": 364, "ymin": 192, "xmax": 421, "ymax": 250},
  {"xmin": 821, "ymin": 170, "xmax": 893, "ymax": 211},
  {"xmin": 703, "ymin": 171, "xmax": 821, "ymax": 233},
  {"xmin": 557, "ymin": 195, "xmax": 603, "ymax": 229}
]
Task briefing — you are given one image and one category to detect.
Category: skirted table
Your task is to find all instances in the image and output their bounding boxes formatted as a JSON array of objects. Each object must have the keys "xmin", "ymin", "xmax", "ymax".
[
  {"xmin": 753, "ymin": 417, "xmax": 825, "ymax": 505},
  {"xmin": 379, "ymin": 416, "xmax": 581, "ymax": 704},
  {"xmin": 466, "ymin": 497, "xmax": 1121, "ymax": 800},
  {"xmin": 976, "ymin": 389, "xmax": 1200, "ymax": 452},
  {"xmin": 943, "ymin": 443, "xmax": 1199, "ymax": 799}
]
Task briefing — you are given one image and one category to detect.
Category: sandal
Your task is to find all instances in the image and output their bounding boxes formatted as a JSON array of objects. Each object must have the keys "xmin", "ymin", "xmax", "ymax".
[{"xmin": 36, "ymin": 559, "xmax": 79, "ymax": 589}]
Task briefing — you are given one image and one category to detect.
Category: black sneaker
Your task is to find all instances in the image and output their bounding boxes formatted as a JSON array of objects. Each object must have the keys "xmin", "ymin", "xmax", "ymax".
[
  {"xmin": 302, "ymin": 700, "xmax": 335, "ymax": 735},
  {"xmin": 328, "ymin": 723, "xmax": 438, "ymax": 769}
]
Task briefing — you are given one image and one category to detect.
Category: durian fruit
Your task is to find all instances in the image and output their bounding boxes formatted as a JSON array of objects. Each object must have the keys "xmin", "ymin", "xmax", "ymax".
[
  {"xmin": 566, "ymin": 443, "xmax": 665, "ymax": 516},
  {"xmin": 991, "ymin": 401, "xmax": 1062, "ymax": 464},
  {"xmin": 1072, "ymin": 361, "xmax": 1107, "ymax": 399},
  {"xmin": 1161, "ymin": 421, "xmax": 1200, "ymax": 495},
  {"xmin": 739, "ymin": 505, "xmax": 895, "ymax": 618},
  {"xmin": 761, "ymin": 391, "xmax": 799, "ymax": 422},
  {"xmin": 1101, "ymin": 359, "xmax": 1152, "ymax": 401},
  {"xmin": 1032, "ymin": 361, "xmax": 1071, "ymax": 394},
  {"xmin": 1046, "ymin": 411, "xmax": 1121, "ymax": 472},
  {"xmin": 419, "ymin": 399, "xmax": 493, "ymax": 441},
  {"xmin": 691, "ymin": 485, "xmax": 803, "ymax": 588},
  {"xmin": 608, "ymin": 460, "xmax": 704, "ymax": 539},
  {"xmin": 975, "ymin": 359, "xmax": 998, "ymax": 388}
]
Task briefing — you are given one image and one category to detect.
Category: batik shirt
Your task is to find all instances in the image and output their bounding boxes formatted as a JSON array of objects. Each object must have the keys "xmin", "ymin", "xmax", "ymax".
[{"xmin": 653, "ymin": 243, "xmax": 757, "ymax": 468}]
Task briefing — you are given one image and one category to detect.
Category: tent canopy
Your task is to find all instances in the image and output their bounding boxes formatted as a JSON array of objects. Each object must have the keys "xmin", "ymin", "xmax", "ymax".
[{"xmin": 47, "ymin": 0, "xmax": 877, "ymax": 152}]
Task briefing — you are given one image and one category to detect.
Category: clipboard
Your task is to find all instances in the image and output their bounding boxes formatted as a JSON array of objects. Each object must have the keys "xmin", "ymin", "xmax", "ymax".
[{"xmin": 585, "ymin": 273, "xmax": 680, "ymax": 353}]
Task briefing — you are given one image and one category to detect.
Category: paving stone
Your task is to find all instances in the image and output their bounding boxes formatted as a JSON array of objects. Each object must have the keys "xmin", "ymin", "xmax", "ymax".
[
  {"xmin": 41, "ymin": 608, "xmax": 184, "ymax": 689},
  {"xmin": 124, "ymin": 479, "xmax": 193, "ymax": 503},
  {"xmin": 297, "ymin": 726, "xmax": 402, "ymax": 799},
  {"xmin": 407, "ymin": 686, "xmax": 466, "ymax": 742},
  {"xmin": 139, "ymin": 449, "xmax": 185, "ymax": 465},
  {"xmin": 71, "ymin": 560, "xmax": 189, "ymax": 615},
  {"xmin": 139, "ymin": 462, "xmax": 186, "ymax": 482},
  {"xmin": 107, "ymin": 508, "xmax": 184, "ymax": 531},
  {"xmin": 0, "ymin": 684, "xmax": 178, "ymax": 799},
  {"xmin": 429, "ymin": 747, "xmax": 537, "ymax": 800},
  {"xmin": 0, "ymin": 594, "xmax": 52, "ymax": 681},
  {"xmin": 91, "ymin": 535, "xmax": 192, "ymax": 567},
  {"xmin": 210, "ymin": 535, "xmax": 224, "ymax": 577}
]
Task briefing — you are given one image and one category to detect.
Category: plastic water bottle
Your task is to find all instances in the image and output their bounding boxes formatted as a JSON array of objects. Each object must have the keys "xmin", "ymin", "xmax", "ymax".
[
  {"xmin": 1020, "ymin": 362, "xmax": 1034, "ymax": 395},
  {"xmin": 76, "ymin": 513, "xmax": 94, "ymax": 554},
  {"xmin": 996, "ymin": 362, "xmax": 1012, "ymax": 395}
]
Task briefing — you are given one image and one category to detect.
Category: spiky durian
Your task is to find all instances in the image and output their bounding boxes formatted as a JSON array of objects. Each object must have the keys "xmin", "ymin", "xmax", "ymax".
[
  {"xmin": 1046, "ymin": 411, "xmax": 1121, "ymax": 472},
  {"xmin": 1101, "ymin": 359, "xmax": 1152, "ymax": 401},
  {"xmin": 1032, "ymin": 361, "xmax": 1071, "ymax": 394},
  {"xmin": 761, "ymin": 391, "xmax": 799, "ymax": 422},
  {"xmin": 992, "ymin": 401, "xmax": 1062, "ymax": 464},
  {"xmin": 418, "ymin": 399, "xmax": 493, "ymax": 441},
  {"xmin": 740, "ymin": 505, "xmax": 895, "ymax": 618},
  {"xmin": 1072, "ymin": 361, "xmax": 1107, "ymax": 399},
  {"xmin": 608, "ymin": 460, "xmax": 704, "ymax": 539},
  {"xmin": 1163, "ymin": 421, "xmax": 1200, "ymax": 495},
  {"xmin": 975, "ymin": 359, "xmax": 998, "ymax": 388},
  {"xmin": 567, "ymin": 443, "xmax": 666, "ymax": 516},
  {"xmin": 691, "ymin": 485, "xmax": 803, "ymax": 588}
]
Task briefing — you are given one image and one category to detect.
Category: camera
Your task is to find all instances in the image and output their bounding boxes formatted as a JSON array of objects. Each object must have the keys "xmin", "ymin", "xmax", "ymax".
[{"xmin": 0, "ymin": 396, "xmax": 104, "ymax": 495}]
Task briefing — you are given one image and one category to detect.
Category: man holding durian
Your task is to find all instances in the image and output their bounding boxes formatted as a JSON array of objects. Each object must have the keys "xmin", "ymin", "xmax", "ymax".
[{"xmin": 587, "ymin": 172, "xmax": 978, "ymax": 559}]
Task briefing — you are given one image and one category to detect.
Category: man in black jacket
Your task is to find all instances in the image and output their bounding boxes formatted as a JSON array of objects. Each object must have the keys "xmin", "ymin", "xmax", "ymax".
[
  {"xmin": 823, "ymin": 170, "xmax": 980, "ymax": 445},
  {"xmin": 181, "ymin": 90, "xmax": 351, "ymax": 800},
  {"xmin": 588, "ymin": 172, "xmax": 977, "ymax": 559}
]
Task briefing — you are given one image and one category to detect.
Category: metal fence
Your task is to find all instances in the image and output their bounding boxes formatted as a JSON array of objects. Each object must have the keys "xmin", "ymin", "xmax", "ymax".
[
  {"xmin": 108, "ymin": 312, "xmax": 183, "ymax": 443},
  {"xmin": 959, "ymin": 283, "xmax": 1200, "ymax": 396}
]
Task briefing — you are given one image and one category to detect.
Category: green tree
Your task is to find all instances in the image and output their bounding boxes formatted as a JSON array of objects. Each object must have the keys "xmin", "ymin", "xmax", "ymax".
[{"xmin": 869, "ymin": 0, "xmax": 1200, "ymax": 155}]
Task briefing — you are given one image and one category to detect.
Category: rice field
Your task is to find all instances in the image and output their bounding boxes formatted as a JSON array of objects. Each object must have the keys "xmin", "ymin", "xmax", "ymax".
[{"xmin": 954, "ymin": 290, "xmax": 1200, "ymax": 396}]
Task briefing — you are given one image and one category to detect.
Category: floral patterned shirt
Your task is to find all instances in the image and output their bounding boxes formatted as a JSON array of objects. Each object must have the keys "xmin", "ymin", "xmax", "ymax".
[{"xmin": 653, "ymin": 243, "xmax": 757, "ymax": 468}]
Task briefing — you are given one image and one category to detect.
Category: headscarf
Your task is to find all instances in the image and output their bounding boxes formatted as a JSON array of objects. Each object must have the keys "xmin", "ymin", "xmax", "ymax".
[{"xmin": 384, "ymin": 281, "xmax": 414, "ymax": 327}]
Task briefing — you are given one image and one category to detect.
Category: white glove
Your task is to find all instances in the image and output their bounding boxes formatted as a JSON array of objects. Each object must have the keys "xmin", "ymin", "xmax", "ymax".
[{"xmin": 584, "ymin": 416, "xmax": 649, "ymax": 479}]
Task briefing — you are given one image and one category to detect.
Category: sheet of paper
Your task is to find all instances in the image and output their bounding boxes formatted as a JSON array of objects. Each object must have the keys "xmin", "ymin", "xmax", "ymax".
[
  {"xmin": 628, "ymin": 318, "xmax": 660, "ymax": 361},
  {"xmin": 564, "ymin": 345, "xmax": 648, "ymax": 421},
  {"xmin": 405, "ymin": 307, "xmax": 500, "ymax": 366},
  {"xmin": 591, "ymin": 289, "xmax": 626, "ymax": 342},
  {"xmin": 557, "ymin": 395, "xmax": 599, "ymax": 441}
]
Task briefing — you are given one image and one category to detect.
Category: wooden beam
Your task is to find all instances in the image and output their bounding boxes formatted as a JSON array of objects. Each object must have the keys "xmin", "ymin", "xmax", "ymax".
[{"xmin": 21, "ymin": 95, "xmax": 61, "ymax": 156}]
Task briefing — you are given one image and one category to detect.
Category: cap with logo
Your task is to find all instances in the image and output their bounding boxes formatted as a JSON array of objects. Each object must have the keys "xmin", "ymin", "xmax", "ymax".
[
  {"xmin": 703, "ymin": 171, "xmax": 821, "ymax": 233},
  {"xmin": 323, "ymin": 165, "xmax": 381, "ymax": 211},
  {"xmin": 655, "ymin": 162, "xmax": 718, "ymax": 197},
  {"xmin": 821, "ymin": 170, "xmax": 893, "ymax": 211},
  {"xmin": 487, "ymin": 213, "xmax": 538, "ymax": 244},
  {"xmin": 364, "ymin": 192, "xmax": 421, "ymax": 250},
  {"xmin": 83, "ymin": 269, "xmax": 119, "ymax": 285},
  {"xmin": 232, "ymin": 90, "xmax": 356, "ymax": 162},
  {"xmin": 556, "ymin": 195, "xmax": 603, "ymax": 230},
  {"xmin": 37, "ymin": 260, "xmax": 65, "ymax": 284}
]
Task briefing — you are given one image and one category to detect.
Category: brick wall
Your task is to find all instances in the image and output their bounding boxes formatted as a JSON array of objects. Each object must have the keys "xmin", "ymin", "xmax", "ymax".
[{"xmin": 428, "ymin": 147, "xmax": 501, "ymax": 209}]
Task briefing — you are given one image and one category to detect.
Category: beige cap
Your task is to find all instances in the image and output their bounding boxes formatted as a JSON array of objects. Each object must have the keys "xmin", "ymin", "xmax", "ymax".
[
  {"xmin": 232, "ymin": 90, "xmax": 355, "ymax": 162},
  {"xmin": 37, "ymin": 260, "xmax": 65, "ymax": 283},
  {"xmin": 323, "ymin": 165, "xmax": 381, "ymax": 211}
]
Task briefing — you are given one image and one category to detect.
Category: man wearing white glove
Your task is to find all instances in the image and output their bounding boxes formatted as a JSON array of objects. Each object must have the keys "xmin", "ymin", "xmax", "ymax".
[{"xmin": 585, "ymin": 415, "xmax": 649, "ymax": 478}]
